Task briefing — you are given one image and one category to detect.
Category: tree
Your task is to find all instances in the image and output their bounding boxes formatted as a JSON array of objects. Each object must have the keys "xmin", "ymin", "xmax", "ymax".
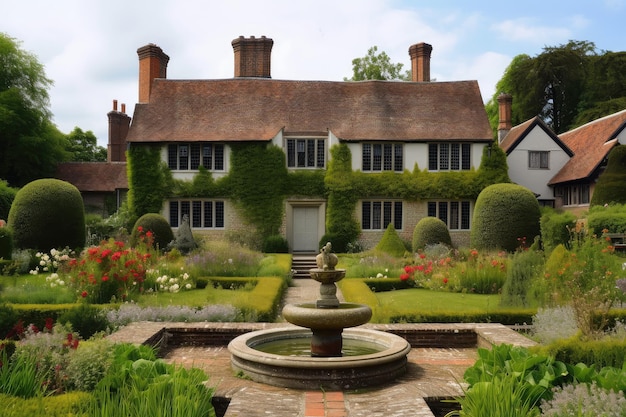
[
  {"xmin": 486, "ymin": 40, "xmax": 612, "ymax": 134},
  {"xmin": 67, "ymin": 127, "xmax": 107, "ymax": 162},
  {"xmin": 590, "ymin": 145, "xmax": 626, "ymax": 206},
  {"xmin": 0, "ymin": 33, "xmax": 69, "ymax": 186},
  {"xmin": 344, "ymin": 46, "xmax": 410, "ymax": 81}
]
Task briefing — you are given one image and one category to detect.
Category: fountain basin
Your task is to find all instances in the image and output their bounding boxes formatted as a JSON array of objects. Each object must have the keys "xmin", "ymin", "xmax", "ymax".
[
  {"xmin": 281, "ymin": 303, "xmax": 372, "ymax": 329},
  {"xmin": 228, "ymin": 327, "xmax": 411, "ymax": 390}
]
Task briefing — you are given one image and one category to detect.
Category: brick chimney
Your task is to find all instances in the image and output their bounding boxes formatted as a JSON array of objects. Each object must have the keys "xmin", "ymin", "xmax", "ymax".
[
  {"xmin": 137, "ymin": 44, "xmax": 170, "ymax": 103},
  {"xmin": 409, "ymin": 42, "xmax": 433, "ymax": 82},
  {"xmin": 107, "ymin": 99, "xmax": 131, "ymax": 162},
  {"xmin": 497, "ymin": 93, "xmax": 513, "ymax": 143},
  {"xmin": 232, "ymin": 36, "xmax": 273, "ymax": 78}
]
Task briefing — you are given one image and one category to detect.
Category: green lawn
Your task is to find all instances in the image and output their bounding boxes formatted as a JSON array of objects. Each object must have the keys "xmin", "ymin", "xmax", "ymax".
[{"xmin": 374, "ymin": 288, "xmax": 501, "ymax": 314}]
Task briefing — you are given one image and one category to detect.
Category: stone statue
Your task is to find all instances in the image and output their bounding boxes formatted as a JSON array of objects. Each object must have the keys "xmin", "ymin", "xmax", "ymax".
[
  {"xmin": 316, "ymin": 242, "xmax": 338, "ymax": 270},
  {"xmin": 168, "ymin": 214, "xmax": 198, "ymax": 254}
]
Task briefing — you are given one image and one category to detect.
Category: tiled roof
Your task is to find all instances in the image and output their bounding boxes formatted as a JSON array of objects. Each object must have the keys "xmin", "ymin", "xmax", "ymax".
[
  {"xmin": 549, "ymin": 109, "xmax": 626, "ymax": 185},
  {"xmin": 126, "ymin": 79, "xmax": 493, "ymax": 143},
  {"xmin": 55, "ymin": 162, "xmax": 128, "ymax": 192},
  {"xmin": 499, "ymin": 116, "xmax": 572, "ymax": 156}
]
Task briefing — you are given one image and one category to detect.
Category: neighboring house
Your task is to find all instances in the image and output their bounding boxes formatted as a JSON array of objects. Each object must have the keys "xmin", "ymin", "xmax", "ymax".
[
  {"xmin": 55, "ymin": 101, "xmax": 130, "ymax": 216},
  {"xmin": 498, "ymin": 94, "xmax": 626, "ymax": 214},
  {"xmin": 122, "ymin": 36, "xmax": 495, "ymax": 252}
]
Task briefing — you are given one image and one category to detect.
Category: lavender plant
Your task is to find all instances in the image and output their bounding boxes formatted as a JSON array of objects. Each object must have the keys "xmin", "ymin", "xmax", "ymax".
[
  {"xmin": 106, "ymin": 303, "xmax": 240, "ymax": 326},
  {"xmin": 531, "ymin": 306, "xmax": 579, "ymax": 344},
  {"xmin": 540, "ymin": 382, "xmax": 626, "ymax": 417}
]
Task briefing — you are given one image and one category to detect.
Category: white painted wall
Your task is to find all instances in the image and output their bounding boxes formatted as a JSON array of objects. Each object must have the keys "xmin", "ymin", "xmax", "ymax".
[{"xmin": 506, "ymin": 125, "xmax": 570, "ymax": 200}]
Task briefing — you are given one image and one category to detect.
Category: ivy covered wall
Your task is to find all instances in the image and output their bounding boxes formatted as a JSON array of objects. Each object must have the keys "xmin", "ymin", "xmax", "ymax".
[{"xmin": 127, "ymin": 140, "xmax": 509, "ymax": 249}]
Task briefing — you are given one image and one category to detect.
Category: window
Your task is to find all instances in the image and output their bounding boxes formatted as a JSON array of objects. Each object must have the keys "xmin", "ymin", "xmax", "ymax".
[
  {"xmin": 169, "ymin": 200, "xmax": 225, "ymax": 228},
  {"xmin": 362, "ymin": 201, "xmax": 403, "ymax": 230},
  {"xmin": 362, "ymin": 143, "xmax": 403, "ymax": 172},
  {"xmin": 427, "ymin": 201, "xmax": 471, "ymax": 230},
  {"xmin": 168, "ymin": 143, "xmax": 225, "ymax": 171},
  {"xmin": 428, "ymin": 143, "xmax": 471, "ymax": 171},
  {"xmin": 556, "ymin": 184, "xmax": 590, "ymax": 206},
  {"xmin": 286, "ymin": 138, "xmax": 325, "ymax": 168},
  {"xmin": 528, "ymin": 151, "xmax": 549, "ymax": 169}
]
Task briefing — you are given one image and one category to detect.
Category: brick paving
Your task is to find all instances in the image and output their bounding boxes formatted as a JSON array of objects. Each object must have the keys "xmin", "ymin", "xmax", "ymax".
[{"xmin": 108, "ymin": 278, "xmax": 536, "ymax": 416}]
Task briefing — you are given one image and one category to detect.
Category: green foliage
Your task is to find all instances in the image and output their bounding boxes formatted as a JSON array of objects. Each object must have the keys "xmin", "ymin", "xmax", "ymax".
[
  {"xmin": 127, "ymin": 145, "xmax": 173, "ymax": 223},
  {"xmin": 471, "ymin": 183, "xmax": 541, "ymax": 252},
  {"xmin": 90, "ymin": 343, "xmax": 215, "ymax": 417},
  {"xmin": 324, "ymin": 144, "xmax": 360, "ymax": 252},
  {"xmin": 375, "ymin": 223, "xmax": 407, "ymax": 257},
  {"xmin": 590, "ymin": 145, "xmax": 626, "ymax": 206},
  {"xmin": 500, "ymin": 250, "xmax": 545, "ymax": 308},
  {"xmin": 65, "ymin": 127, "xmax": 106, "ymax": 162},
  {"xmin": 65, "ymin": 339, "xmax": 114, "ymax": 392},
  {"xmin": 262, "ymin": 234, "xmax": 289, "ymax": 253},
  {"xmin": 0, "ymin": 391, "xmax": 91, "ymax": 417},
  {"xmin": 7, "ymin": 179, "xmax": 85, "ymax": 251},
  {"xmin": 540, "ymin": 209, "xmax": 577, "ymax": 253},
  {"xmin": 0, "ymin": 303, "xmax": 18, "ymax": 338},
  {"xmin": 0, "ymin": 33, "xmax": 72, "ymax": 187},
  {"xmin": 0, "ymin": 226, "xmax": 12, "ymax": 259},
  {"xmin": 130, "ymin": 213, "xmax": 174, "ymax": 250},
  {"xmin": 537, "ymin": 336, "xmax": 626, "ymax": 370},
  {"xmin": 587, "ymin": 203, "xmax": 626, "ymax": 234},
  {"xmin": 344, "ymin": 45, "xmax": 409, "ymax": 81},
  {"xmin": 256, "ymin": 254, "xmax": 292, "ymax": 278},
  {"xmin": 0, "ymin": 180, "xmax": 17, "ymax": 220},
  {"xmin": 474, "ymin": 141, "xmax": 511, "ymax": 185},
  {"xmin": 58, "ymin": 304, "xmax": 109, "ymax": 340},
  {"xmin": 412, "ymin": 216, "xmax": 452, "ymax": 251},
  {"xmin": 228, "ymin": 143, "xmax": 288, "ymax": 239}
]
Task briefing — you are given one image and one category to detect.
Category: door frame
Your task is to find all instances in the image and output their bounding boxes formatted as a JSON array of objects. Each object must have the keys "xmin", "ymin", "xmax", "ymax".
[{"xmin": 286, "ymin": 199, "xmax": 326, "ymax": 253}]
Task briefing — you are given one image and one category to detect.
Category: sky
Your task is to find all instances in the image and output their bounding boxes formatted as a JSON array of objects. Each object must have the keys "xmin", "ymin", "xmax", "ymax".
[{"xmin": 5, "ymin": 0, "xmax": 626, "ymax": 148}]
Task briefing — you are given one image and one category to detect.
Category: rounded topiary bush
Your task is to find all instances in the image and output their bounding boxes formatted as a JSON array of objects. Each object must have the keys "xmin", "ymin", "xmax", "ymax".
[
  {"xmin": 412, "ymin": 217, "xmax": 452, "ymax": 251},
  {"xmin": 8, "ymin": 179, "xmax": 85, "ymax": 251},
  {"xmin": 262, "ymin": 234, "xmax": 289, "ymax": 253},
  {"xmin": 470, "ymin": 183, "xmax": 540, "ymax": 252},
  {"xmin": 130, "ymin": 213, "xmax": 174, "ymax": 250},
  {"xmin": 375, "ymin": 223, "xmax": 407, "ymax": 257}
]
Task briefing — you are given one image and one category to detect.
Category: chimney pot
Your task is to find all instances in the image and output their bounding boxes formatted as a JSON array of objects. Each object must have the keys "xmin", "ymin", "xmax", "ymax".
[
  {"xmin": 113, "ymin": 99, "xmax": 118, "ymax": 111},
  {"xmin": 409, "ymin": 42, "xmax": 433, "ymax": 82},
  {"xmin": 121, "ymin": 103, "xmax": 126, "ymax": 114}
]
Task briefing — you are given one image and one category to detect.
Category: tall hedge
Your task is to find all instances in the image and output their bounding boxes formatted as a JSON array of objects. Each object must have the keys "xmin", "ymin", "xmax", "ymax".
[
  {"xmin": 590, "ymin": 144, "xmax": 626, "ymax": 206},
  {"xmin": 8, "ymin": 179, "xmax": 85, "ymax": 251},
  {"xmin": 470, "ymin": 183, "xmax": 540, "ymax": 252}
]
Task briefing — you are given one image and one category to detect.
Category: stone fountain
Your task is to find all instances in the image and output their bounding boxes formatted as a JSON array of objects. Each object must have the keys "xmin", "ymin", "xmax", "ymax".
[{"xmin": 228, "ymin": 242, "xmax": 411, "ymax": 390}]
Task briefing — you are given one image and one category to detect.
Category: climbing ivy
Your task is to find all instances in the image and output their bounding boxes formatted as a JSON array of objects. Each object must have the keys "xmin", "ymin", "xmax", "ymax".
[{"xmin": 127, "ymin": 140, "xmax": 508, "ymax": 249}]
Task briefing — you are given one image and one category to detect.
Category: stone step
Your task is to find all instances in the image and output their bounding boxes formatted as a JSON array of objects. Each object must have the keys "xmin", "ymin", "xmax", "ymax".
[{"xmin": 291, "ymin": 254, "xmax": 317, "ymax": 279}]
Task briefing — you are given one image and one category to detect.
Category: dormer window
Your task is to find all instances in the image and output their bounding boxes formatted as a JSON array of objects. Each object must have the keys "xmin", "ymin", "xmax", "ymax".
[{"xmin": 286, "ymin": 138, "xmax": 325, "ymax": 168}]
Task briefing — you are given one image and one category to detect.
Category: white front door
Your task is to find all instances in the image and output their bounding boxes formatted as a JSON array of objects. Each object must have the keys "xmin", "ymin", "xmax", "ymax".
[{"xmin": 292, "ymin": 206, "xmax": 319, "ymax": 252}]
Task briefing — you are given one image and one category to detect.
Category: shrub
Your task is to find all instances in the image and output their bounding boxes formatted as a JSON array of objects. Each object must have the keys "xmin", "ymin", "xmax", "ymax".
[
  {"xmin": 130, "ymin": 213, "xmax": 174, "ymax": 250},
  {"xmin": 541, "ymin": 382, "xmax": 626, "ymax": 417},
  {"xmin": 65, "ymin": 339, "xmax": 115, "ymax": 391},
  {"xmin": 262, "ymin": 234, "xmax": 289, "ymax": 253},
  {"xmin": 7, "ymin": 179, "xmax": 85, "ymax": 251},
  {"xmin": 587, "ymin": 203, "xmax": 626, "ymax": 235},
  {"xmin": 470, "ymin": 183, "xmax": 541, "ymax": 252},
  {"xmin": 531, "ymin": 306, "xmax": 579, "ymax": 344},
  {"xmin": 58, "ymin": 304, "xmax": 109, "ymax": 340},
  {"xmin": 590, "ymin": 144, "xmax": 626, "ymax": 206},
  {"xmin": 540, "ymin": 209, "xmax": 576, "ymax": 253},
  {"xmin": 500, "ymin": 249, "xmax": 544, "ymax": 308},
  {"xmin": 0, "ymin": 303, "xmax": 18, "ymax": 338},
  {"xmin": 0, "ymin": 179, "xmax": 18, "ymax": 220},
  {"xmin": 412, "ymin": 216, "xmax": 452, "ymax": 251},
  {"xmin": 0, "ymin": 227, "xmax": 12, "ymax": 260},
  {"xmin": 375, "ymin": 223, "xmax": 407, "ymax": 257}
]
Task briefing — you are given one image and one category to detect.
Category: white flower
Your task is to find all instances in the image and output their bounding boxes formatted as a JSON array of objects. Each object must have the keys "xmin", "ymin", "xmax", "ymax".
[
  {"xmin": 39, "ymin": 260, "xmax": 46, "ymax": 266},
  {"xmin": 376, "ymin": 273, "xmax": 383, "ymax": 278},
  {"xmin": 50, "ymin": 248, "xmax": 58, "ymax": 256},
  {"xmin": 185, "ymin": 283, "xmax": 192, "ymax": 289}
]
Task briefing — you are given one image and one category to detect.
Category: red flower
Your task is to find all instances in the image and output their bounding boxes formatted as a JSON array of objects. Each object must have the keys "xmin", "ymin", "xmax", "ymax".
[
  {"xmin": 114, "ymin": 241, "xmax": 125, "ymax": 248},
  {"xmin": 101, "ymin": 249, "xmax": 112, "ymax": 258},
  {"xmin": 102, "ymin": 275, "xmax": 109, "ymax": 282},
  {"xmin": 419, "ymin": 253, "xmax": 426, "ymax": 259},
  {"xmin": 137, "ymin": 226, "xmax": 143, "ymax": 232},
  {"xmin": 404, "ymin": 265, "xmax": 413, "ymax": 273},
  {"xmin": 442, "ymin": 277, "xmax": 449, "ymax": 284},
  {"xmin": 400, "ymin": 273, "xmax": 410, "ymax": 281},
  {"xmin": 44, "ymin": 318, "xmax": 54, "ymax": 332},
  {"xmin": 81, "ymin": 290, "xmax": 88, "ymax": 298}
]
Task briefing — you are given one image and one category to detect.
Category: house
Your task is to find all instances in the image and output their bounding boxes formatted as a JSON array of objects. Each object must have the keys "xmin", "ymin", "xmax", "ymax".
[
  {"xmin": 54, "ymin": 101, "xmax": 129, "ymax": 216},
  {"xmin": 498, "ymin": 94, "xmax": 626, "ymax": 214},
  {"xmin": 122, "ymin": 36, "xmax": 496, "ymax": 252}
]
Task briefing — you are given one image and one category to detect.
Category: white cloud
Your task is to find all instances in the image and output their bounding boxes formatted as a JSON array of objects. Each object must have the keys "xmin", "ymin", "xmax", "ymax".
[{"xmin": 492, "ymin": 18, "xmax": 572, "ymax": 43}]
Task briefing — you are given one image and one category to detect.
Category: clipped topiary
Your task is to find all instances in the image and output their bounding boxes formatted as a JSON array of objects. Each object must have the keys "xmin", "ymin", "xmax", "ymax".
[
  {"xmin": 590, "ymin": 144, "xmax": 626, "ymax": 206},
  {"xmin": 412, "ymin": 217, "xmax": 452, "ymax": 251},
  {"xmin": 130, "ymin": 213, "xmax": 174, "ymax": 250},
  {"xmin": 374, "ymin": 223, "xmax": 407, "ymax": 257},
  {"xmin": 8, "ymin": 179, "xmax": 85, "ymax": 251},
  {"xmin": 470, "ymin": 183, "xmax": 540, "ymax": 252}
]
